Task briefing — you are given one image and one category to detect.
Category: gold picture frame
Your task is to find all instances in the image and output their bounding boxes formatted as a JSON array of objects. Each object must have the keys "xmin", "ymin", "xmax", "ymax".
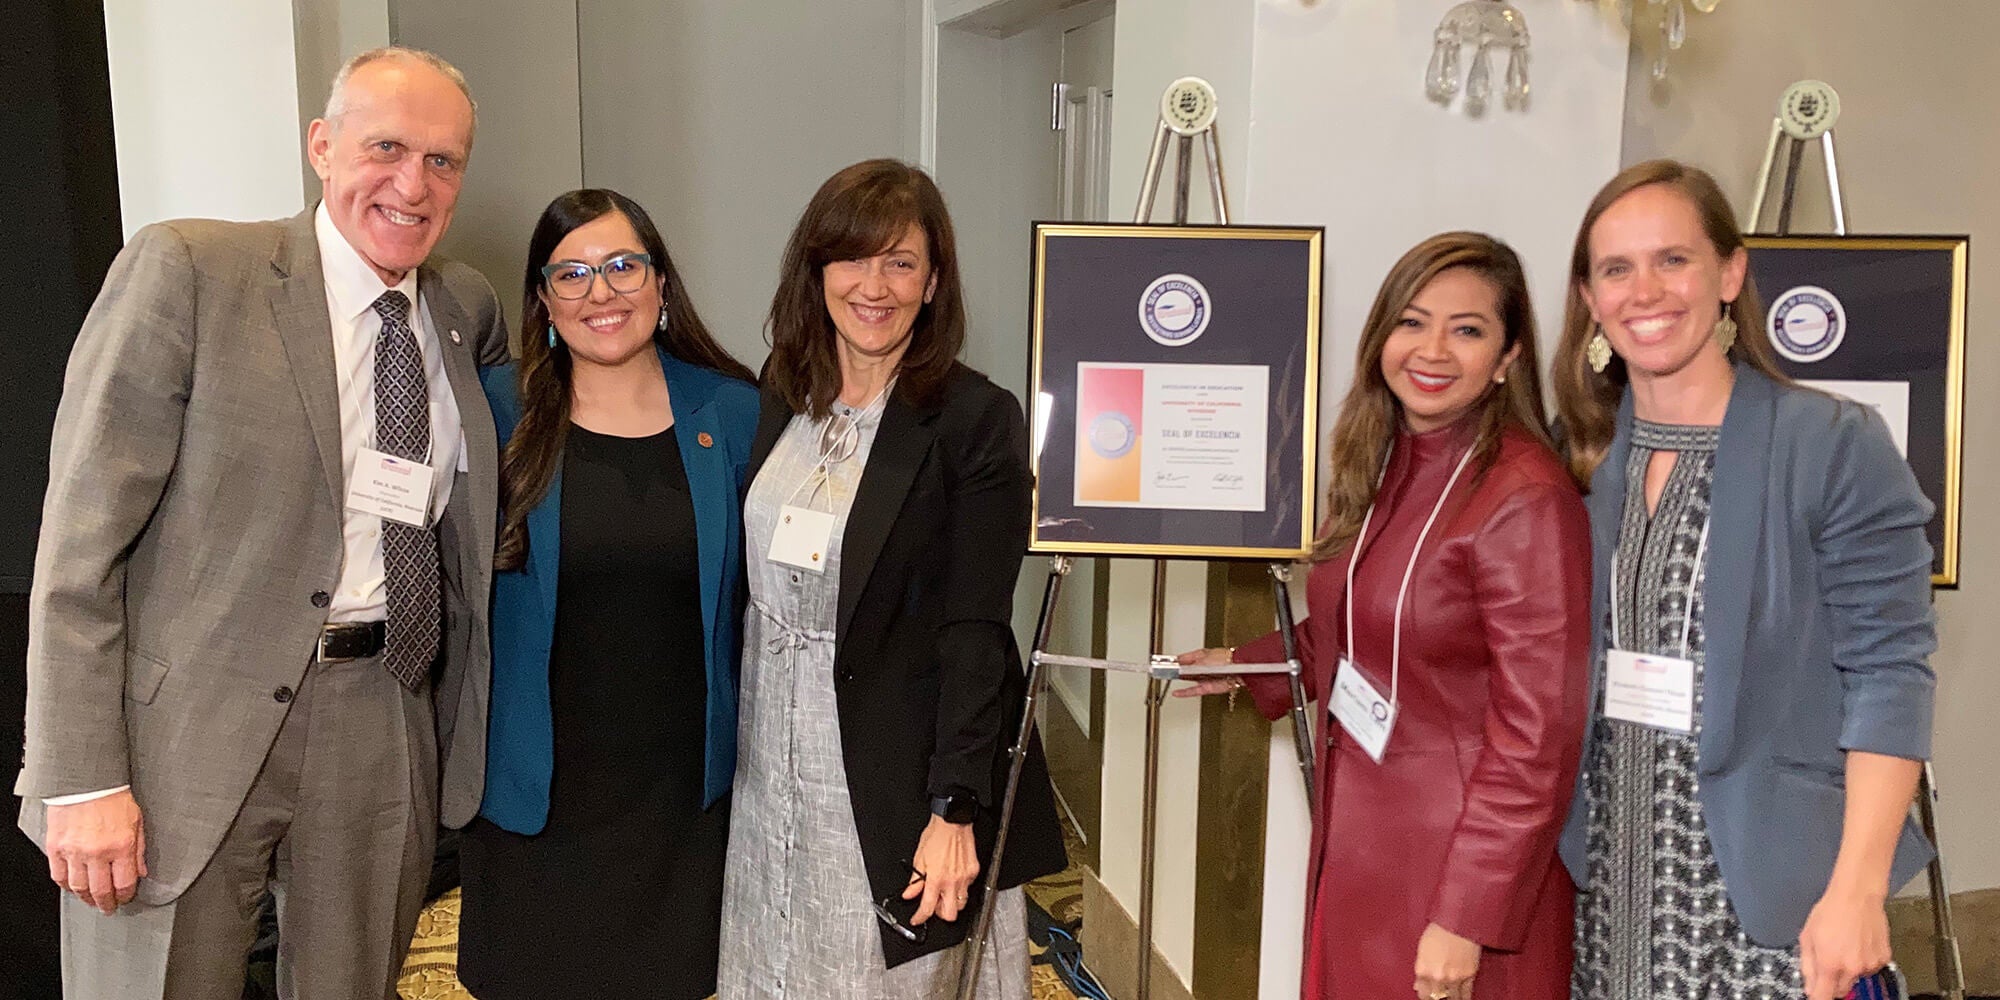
[
  {"xmin": 1028, "ymin": 223, "xmax": 1324, "ymax": 560},
  {"xmin": 1743, "ymin": 235, "xmax": 1968, "ymax": 586}
]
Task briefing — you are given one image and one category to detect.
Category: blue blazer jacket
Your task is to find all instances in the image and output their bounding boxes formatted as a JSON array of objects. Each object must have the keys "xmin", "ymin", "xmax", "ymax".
[
  {"xmin": 477, "ymin": 348, "xmax": 757, "ymax": 833},
  {"xmin": 1557, "ymin": 365, "xmax": 1937, "ymax": 945}
]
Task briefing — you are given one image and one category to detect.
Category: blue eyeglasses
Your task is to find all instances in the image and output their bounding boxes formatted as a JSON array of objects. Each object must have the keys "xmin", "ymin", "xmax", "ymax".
[{"xmin": 540, "ymin": 252, "xmax": 654, "ymax": 300}]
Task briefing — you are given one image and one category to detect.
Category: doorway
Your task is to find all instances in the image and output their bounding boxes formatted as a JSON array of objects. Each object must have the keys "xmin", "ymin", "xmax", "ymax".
[{"xmin": 930, "ymin": 0, "xmax": 1114, "ymax": 867}]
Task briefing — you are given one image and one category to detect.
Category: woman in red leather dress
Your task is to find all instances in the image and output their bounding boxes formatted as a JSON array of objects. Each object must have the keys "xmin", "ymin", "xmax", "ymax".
[{"xmin": 1178, "ymin": 233, "xmax": 1591, "ymax": 1000}]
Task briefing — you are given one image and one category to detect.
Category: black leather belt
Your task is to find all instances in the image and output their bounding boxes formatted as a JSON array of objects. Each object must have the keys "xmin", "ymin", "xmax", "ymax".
[{"xmin": 316, "ymin": 621, "xmax": 387, "ymax": 662}]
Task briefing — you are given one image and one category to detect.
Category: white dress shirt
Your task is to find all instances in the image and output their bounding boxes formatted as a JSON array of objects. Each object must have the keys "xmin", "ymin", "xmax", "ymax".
[
  {"xmin": 45, "ymin": 205, "xmax": 465, "ymax": 806},
  {"xmin": 315, "ymin": 202, "xmax": 464, "ymax": 622}
]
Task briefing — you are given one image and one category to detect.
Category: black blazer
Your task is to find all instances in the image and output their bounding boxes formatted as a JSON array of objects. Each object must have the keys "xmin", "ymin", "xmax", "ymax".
[{"xmin": 747, "ymin": 363, "xmax": 1067, "ymax": 967}]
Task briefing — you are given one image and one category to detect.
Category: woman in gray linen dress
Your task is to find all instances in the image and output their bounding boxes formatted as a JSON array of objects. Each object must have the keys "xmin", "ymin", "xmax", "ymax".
[
  {"xmin": 723, "ymin": 390, "xmax": 1029, "ymax": 1000},
  {"xmin": 717, "ymin": 159, "xmax": 1066, "ymax": 999}
]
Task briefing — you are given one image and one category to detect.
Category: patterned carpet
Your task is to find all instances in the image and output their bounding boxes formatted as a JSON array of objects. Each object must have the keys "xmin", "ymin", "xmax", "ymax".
[{"xmin": 397, "ymin": 843, "xmax": 1092, "ymax": 1000}]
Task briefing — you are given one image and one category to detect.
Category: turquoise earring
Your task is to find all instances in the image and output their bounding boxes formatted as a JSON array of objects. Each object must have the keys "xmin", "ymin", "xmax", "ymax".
[{"xmin": 547, "ymin": 324, "xmax": 557, "ymax": 349}]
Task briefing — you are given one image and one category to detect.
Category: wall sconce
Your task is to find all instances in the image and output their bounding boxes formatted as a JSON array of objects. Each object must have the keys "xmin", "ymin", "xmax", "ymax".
[
  {"xmin": 1592, "ymin": 0, "xmax": 1721, "ymax": 81},
  {"xmin": 1426, "ymin": 0, "xmax": 1531, "ymax": 116}
]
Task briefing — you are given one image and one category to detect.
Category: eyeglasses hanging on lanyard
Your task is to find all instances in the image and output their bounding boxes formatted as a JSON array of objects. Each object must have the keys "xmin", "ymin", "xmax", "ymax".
[{"xmin": 766, "ymin": 382, "xmax": 893, "ymax": 573}]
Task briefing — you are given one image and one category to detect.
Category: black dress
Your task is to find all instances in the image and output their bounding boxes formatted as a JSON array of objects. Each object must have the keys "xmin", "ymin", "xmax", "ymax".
[{"xmin": 460, "ymin": 424, "xmax": 728, "ymax": 1000}]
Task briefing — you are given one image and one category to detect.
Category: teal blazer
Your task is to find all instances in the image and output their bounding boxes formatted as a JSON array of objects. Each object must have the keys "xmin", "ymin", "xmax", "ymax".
[
  {"xmin": 477, "ymin": 348, "xmax": 757, "ymax": 833},
  {"xmin": 1557, "ymin": 365, "xmax": 1936, "ymax": 945}
]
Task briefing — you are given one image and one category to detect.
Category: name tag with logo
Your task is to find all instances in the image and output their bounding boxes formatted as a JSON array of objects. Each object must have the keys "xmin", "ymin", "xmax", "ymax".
[
  {"xmin": 347, "ymin": 447, "xmax": 435, "ymax": 527},
  {"xmin": 768, "ymin": 505, "xmax": 835, "ymax": 573},
  {"xmin": 1604, "ymin": 649, "xmax": 1695, "ymax": 733},
  {"xmin": 1330, "ymin": 657, "xmax": 1396, "ymax": 763}
]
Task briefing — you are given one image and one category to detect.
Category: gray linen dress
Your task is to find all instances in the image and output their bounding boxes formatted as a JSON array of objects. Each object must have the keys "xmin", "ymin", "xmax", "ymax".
[{"xmin": 717, "ymin": 401, "xmax": 1030, "ymax": 1000}]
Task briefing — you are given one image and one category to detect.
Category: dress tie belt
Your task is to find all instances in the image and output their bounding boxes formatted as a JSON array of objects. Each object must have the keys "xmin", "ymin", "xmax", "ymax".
[{"xmin": 753, "ymin": 599, "xmax": 834, "ymax": 654}]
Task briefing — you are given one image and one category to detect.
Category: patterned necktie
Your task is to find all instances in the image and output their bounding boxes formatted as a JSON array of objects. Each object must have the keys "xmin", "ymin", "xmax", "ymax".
[{"xmin": 371, "ymin": 290, "xmax": 440, "ymax": 689}]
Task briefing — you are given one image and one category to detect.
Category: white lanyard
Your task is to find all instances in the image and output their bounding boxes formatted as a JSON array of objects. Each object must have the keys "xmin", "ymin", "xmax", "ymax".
[
  {"xmin": 1608, "ymin": 515, "xmax": 1711, "ymax": 658},
  {"xmin": 1341, "ymin": 441, "xmax": 1477, "ymax": 713}
]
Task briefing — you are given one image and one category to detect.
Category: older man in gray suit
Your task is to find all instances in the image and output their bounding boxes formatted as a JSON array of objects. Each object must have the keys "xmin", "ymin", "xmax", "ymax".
[{"xmin": 15, "ymin": 47, "xmax": 507, "ymax": 998}]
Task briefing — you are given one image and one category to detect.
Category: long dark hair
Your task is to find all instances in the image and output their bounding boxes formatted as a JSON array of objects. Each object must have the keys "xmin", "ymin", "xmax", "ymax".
[
  {"xmin": 1312, "ymin": 232, "xmax": 1559, "ymax": 562},
  {"xmin": 764, "ymin": 159, "xmax": 966, "ymax": 418},
  {"xmin": 1552, "ymin": 159, "xmax": 1789, "ymax": 485},
  {"xmin": 496, "ymin": 188, "xmax": 754, "ymax": 570}
]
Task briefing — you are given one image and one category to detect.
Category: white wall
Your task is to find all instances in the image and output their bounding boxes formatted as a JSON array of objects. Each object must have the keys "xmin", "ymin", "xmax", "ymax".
[
  {"xmin": 932, "ymin": 21, "xmax": 1063, "ymax": 400},
  {"xmin": 104, "ymin": 0, "xmax": 307, "ymax": 235},
  {"xmin": 394, "ymin": 0, "xmax": 584, "ymax": 332},
  {"xmin": 579, "ymin": 0, "xmax": 925, "ymax": 368}
]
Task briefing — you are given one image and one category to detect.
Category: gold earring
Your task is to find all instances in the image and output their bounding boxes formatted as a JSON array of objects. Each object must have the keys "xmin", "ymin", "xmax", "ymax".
[
  {"xmin": 1714, "ymin": 309, "xmax": 1738, "ymax": 354},
  {"xmin": 1587, "ymin": 326, "xmax": 1613, "ymax": 373}
]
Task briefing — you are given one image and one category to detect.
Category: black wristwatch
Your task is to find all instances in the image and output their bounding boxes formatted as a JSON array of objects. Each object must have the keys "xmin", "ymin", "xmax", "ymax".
[{"xmin": 929, "ymin": 790, "xmax": 978, "ymax": 825}]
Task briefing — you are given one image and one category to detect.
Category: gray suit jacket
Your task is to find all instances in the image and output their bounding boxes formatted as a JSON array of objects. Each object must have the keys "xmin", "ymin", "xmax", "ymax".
[
  {"xmin": 1557, "ymin": 364, "xmax": 1937, "ymax": 945},
  {"xmin": 15, "ymin": 209, "xmax": 508, "ymax": 906}
]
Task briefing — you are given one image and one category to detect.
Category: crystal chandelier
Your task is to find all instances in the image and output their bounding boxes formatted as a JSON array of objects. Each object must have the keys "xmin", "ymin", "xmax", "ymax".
[
  {"xmin": 1425, "ymin": 1, "xmax": 1531, "ymax": 116},
  {"xmin": 1594, "ymin": 0, "xmax": 1721, "ymax": 81}
]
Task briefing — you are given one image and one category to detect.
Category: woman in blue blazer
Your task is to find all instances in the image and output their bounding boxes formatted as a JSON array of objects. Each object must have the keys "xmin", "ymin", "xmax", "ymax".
[
  {"xmin": 1551, "ymin": 160, "xmax": 1936, "ymax": 1000},
  {"xmin": 456, "ymin": 189, "xmax": 759, "ymax": 1000}
]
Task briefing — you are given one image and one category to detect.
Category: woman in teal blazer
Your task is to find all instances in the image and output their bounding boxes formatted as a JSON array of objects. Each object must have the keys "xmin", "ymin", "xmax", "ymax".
[
  {"xmin": 457, "ymin": 189, "xmax": 758, "ymax": 1000},
  {"xmin": 1553, "ymin": 161, "xmax": 1934, "ymax": 1000}
]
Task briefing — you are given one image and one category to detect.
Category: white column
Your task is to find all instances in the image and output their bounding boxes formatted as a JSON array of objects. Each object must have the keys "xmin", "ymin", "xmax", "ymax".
[{"xmin": 104, "ymin": 0, "xmax": 308, "ymax": 235}]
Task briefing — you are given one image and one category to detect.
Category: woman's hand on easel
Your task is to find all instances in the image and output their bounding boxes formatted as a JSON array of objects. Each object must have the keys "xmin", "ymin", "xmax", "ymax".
[{"xmin": 1170, "ymin": 647, "xmax": 1244, "ymax": 698}]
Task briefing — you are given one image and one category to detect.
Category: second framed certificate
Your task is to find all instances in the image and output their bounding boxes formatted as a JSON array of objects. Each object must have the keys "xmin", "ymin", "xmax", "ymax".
[{"xmin": 1029, "ymin": 223, "xmax": 1324, "ymax": 559}]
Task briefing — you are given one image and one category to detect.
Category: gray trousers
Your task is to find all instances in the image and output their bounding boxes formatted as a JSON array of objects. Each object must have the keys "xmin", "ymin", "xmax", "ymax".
[{"xmin": 59, "ymin": 652, "xmax": 438, "ymax": 1000}]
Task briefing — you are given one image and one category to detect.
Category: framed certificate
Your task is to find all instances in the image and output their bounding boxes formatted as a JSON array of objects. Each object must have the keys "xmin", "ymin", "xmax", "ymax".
[
  {"xmin": 1743, "ymin": 235, "xmax": 1969, "ymax": 586},
  {"xmin": 1028, "ymin": 223, "xmax": 1324, "ymax": 559}
]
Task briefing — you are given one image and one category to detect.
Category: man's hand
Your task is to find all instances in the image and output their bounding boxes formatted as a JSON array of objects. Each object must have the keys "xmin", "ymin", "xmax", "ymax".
[{"xmin": 45, "ymin": 790, "xmax": 147, "ymax": 914}]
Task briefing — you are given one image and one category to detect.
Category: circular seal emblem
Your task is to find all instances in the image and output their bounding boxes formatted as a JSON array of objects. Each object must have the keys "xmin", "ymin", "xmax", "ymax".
[
  {"xmin": 1139, "ymin": 273, "xmax": 1211, "ymax": 346},
  {"xmin": 1767, "ymin": 285, "xmax": 1846, "ymax": 363},
  {"xmin": 1777, "ymin": 80, "xmax": 1841, "ymax": 140},
  {"xmin": 1086, "ymin": 411, "xmax": 1137, "ymax": 459},
  {"xmin": 1370, "ymin": 701, "xmax": 1390, "ymax": 723}
]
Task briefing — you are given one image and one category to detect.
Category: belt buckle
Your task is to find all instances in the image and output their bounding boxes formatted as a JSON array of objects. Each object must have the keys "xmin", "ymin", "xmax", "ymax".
[{"xmin": 316, "ymin": 626, "xmax": 354, "ymax": 663}]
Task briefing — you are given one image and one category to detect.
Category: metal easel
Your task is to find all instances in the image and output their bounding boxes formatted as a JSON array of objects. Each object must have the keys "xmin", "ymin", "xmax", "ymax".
[
  {"xmin": 1745, "ymin": 79, "xmax": 1848, "ymax": 236},
  {"xmin": 957, "ymin": 78, "xmax": 1318, "ymax": 1000},
  {"xmin": 1746, "ymin": 79, "xmax": 1965, "ymax": 1000}
]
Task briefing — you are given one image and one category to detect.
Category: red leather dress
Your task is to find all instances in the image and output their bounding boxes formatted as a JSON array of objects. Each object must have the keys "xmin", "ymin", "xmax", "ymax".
[{"xmin": 1238, "ymin": 417, "xmax": 1591, "ymax": 1000}]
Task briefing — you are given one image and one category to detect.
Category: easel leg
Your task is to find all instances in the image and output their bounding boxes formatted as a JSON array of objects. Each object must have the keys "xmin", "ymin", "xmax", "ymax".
[
  {"xmin": 1134, "ymin": 121, "xmax": 1172, "ymax": 224},
  {"xmin": 1268, "ymin": 563, "xmax": 1315, "ymax": 800},
  {"xmin": 1821, "ymin": 130, "xmax": 1848, "ymax": 235},
  {"xmin": 955, "ymin": 556, "xmax": 1070, "ymax": 1000},
  {"xmin": 1776, "ymin": 135, "xmax": 1806, "ymax": 236},
  {"xmin": 1134, "ymin": 558, "xmax": 1170, "ymax": 1000},
  {"xmin": 1917, "ymin": 762, "xmax": 1966, "ymax": 1000},
  {"xmin": 1746, "ymin": 116, "xmax": 1784, "ymax": 232}
]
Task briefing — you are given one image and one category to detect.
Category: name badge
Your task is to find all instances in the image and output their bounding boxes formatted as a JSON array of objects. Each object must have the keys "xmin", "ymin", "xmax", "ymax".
[
  {"xmin": 347, "ymin": 447, "xmax": 435, "ymax": 527},
  {"xmin": 768, "ymin": 504, "xmax": 835, "ymax": 573},
  {"xmin": 1330, "ymin": 657, "xmax": 1396, "ymax": 763},
  {"xmin": 1604, "ymin": 648, "xmax": 1696, "ymax": 733}
]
